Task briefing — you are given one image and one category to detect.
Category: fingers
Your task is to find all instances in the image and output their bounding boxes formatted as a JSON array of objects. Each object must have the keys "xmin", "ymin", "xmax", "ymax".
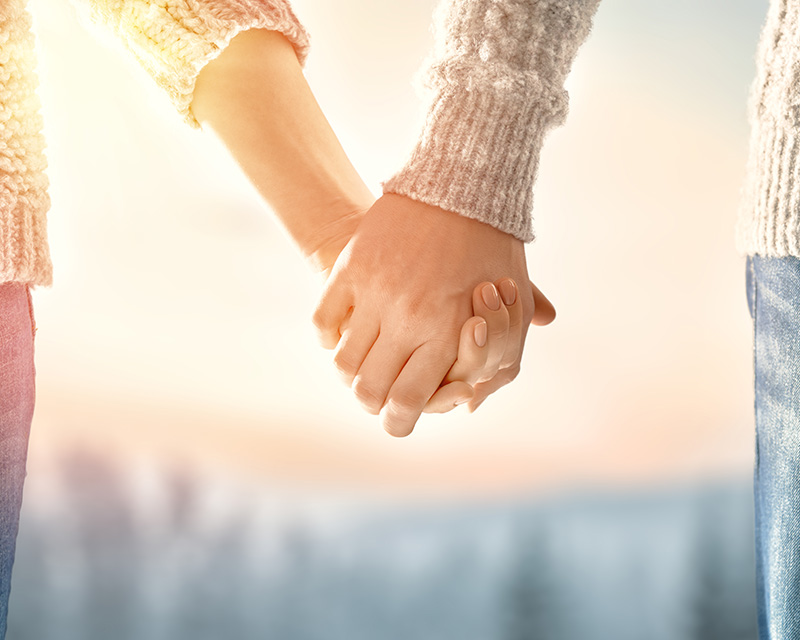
[
  {"xmin": 351, "ymin": 336, "xmax": 414, "ymax": 415},
  {"xmin": 471, "ymin": 282, "xmax": 509, "ymax": 378},
  {"xmin": 332, "ymin": 308, "xmax": 379, "ymax": 387},
  {"xmin": 530, "ymin": 280, "xmax": 556, "ymax": 326},
  {"xmin": 467, "ymin": 364, "xmax": 520, "ymax": 413},
  {"xmin": 334, "ymin": 278, "xmax": 551, "ymax": 428},
  {"xmin": 381, "ymin": 341, "xmax": 457, "ymax": 437},
  {"xmin": 423, "ymin": 381, "xmax": 474, "ymax": 414},
  {"xmin": 428, "ymin": 279, "xmax": 519, "ymax": 416},
  {"xmin": 442, "ymin": 316, "xmax": 489, "ymax": 386},
  {"xmin": 495, "ymin": 277, "xmax": 523, "ymax": 371},
  {"xmin": 312, "ymin": 275, "xmax": 354, "ymax": 350}
]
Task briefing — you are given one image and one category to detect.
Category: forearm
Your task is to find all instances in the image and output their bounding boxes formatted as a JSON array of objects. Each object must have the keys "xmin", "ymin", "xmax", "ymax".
[{"xmin": 191, "ymin": 29, "xmax": 374, "ymax": 273}]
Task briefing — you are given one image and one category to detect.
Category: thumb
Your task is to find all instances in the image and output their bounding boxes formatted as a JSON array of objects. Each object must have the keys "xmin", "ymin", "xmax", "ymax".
[{"xmin": 530, "ymin": 280, "xmax": 556, "ymax": 326}]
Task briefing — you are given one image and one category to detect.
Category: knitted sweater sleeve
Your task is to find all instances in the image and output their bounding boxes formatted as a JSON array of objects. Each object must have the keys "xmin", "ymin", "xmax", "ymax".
[
  {"xmin": 735, "ymin": 0, "xmax": 800, "ymax": 256},
  {"xmin": 382, "ymin": 0, "xmax": 601, "ymax": 243},
  {"xmin": 0, "ymin": 1, "xmax": 52, "ymax": 286},
  {"xmin": 75, "ymin": 0, "xmax": 311, "ymax": 127},
  {"xmin": 0, "ymin": 0, "xmax": 309, "ymax": 288}
]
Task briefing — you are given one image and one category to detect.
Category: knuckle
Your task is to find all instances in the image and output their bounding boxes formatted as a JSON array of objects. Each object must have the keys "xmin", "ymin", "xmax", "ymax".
[
  {"xmin": 504, "ymin": 365, "xmax": 521, "ymax": 383},
  {"xmin": 387, "ymin": 391, "xmax": 425, "ymax": 416},
  {"xmin": 316, "ymin": 328, "xmax": 339, "ymax": 351},
  {"xmin": 498, "ymin": 357, "xmax": 515, "ymax": 371},
  {"xmin": 311, "ymin": 308, "xmax": 328, "ymax": 331},
  {"xmin": 426, "ymin": 334, "xmax": 460, "ymax": 360},
  {"xmin": 333, "ymin": 350, "xmax": 359, "ymax": 378},
  {"xmin": 352, "ymin": 377, "xmax": 383, "ymax": 414},
  {"xmin": 489, "ymin": 325, "xmax": 510, "ymax": 342},
  {"xmin": 499, "ymin": 350, "xmax": 520, "ymax": 370}
]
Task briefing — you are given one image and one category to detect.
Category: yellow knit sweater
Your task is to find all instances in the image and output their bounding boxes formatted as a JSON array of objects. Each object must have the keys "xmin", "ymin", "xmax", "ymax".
[
  {"xmin": 0, "ymin": 0, "xmax": 310, "ymax": 287},
  {"xmin": 0, "ymin": 0, "xmax": 51, "ymax": 286}
]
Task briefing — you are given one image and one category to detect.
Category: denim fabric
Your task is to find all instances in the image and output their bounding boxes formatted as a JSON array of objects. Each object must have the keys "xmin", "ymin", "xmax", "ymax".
[
  {"xmin": 0, "ymin": 283, "xmax": 36, "ymax": 640},
  {"xmin": 747, "ymin": 254, "xmax": 800, "ymax": 639}
]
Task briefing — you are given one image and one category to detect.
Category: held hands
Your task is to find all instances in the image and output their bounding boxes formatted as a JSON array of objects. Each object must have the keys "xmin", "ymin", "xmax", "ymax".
[
  {"xmin": 424, "ymin": 277, "xmax": 555, "ymax": 414},
  {"xmin": 189, "ymin": 30, "xmax": 554, "ymax": 435},
  {"xmin": 313, "ymin": 193, "xmax": 556, "ymax": 436}
]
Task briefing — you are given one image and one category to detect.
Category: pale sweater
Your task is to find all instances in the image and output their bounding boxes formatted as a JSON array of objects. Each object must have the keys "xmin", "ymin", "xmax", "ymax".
[
  {"xmin": 0, "ymin": 0, "xmax": 794, "ymax": 289},
  {"xmin": 735, "ymin": 0, "xmax": 800, "ymax": 256}
]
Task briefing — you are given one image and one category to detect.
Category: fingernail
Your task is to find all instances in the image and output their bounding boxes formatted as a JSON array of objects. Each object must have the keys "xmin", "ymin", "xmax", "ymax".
[
  {"xmin": 498, "ymin": 280, "xmax": 517, "ymax": 306},
  {"xmin": 481, "ymin": 284, "xmax": 500, "ymax": 311},
  {"xmin": 454, "ymin": 396, "xmax": 471, "ymax": 406},
  {"xmin": 474, "ymin": 320, "xmax": 487, "ymax": 347}
]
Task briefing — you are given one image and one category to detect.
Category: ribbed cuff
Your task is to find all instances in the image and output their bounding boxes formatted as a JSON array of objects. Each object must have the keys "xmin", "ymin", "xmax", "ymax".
[
  {"xmin": 83, "ymin": 0, "xmax": 311, "ymax": 128},
  {"xmin": 382, "ymin": 84, "xmax": 568, "ymax": 243},
  {"xmin": 0, "ymin": 189, "xmax": 52, "ymax": 288},
  {"xmin": 736, "ymin": 117, "xmax": 800, "ymax": 257},
  {"xmin": 0, "ymin": 5, "xmax": 53, "ymax": 288}
]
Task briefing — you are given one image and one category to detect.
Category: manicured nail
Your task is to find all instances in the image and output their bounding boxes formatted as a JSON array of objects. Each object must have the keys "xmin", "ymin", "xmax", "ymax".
[
  {"xmin": 481, "ymin": 284, "xmax": 500, "ymax": 311},
  {"xmin": 498, "ymin": 280, "xmax": 517, "ymax": 306},
  {"xmin": 454, "ymin": 396, "xmax": 471, "ymax": 406},
  {"xmin": 474, "ymin": 320, "xmax": 487, "ymax": 347}
]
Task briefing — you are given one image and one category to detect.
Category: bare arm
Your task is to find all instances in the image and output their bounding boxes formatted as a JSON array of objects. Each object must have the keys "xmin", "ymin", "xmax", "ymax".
[{"xmin": 191, "ymin": 29, "xmax": 374, "ymax": 274}]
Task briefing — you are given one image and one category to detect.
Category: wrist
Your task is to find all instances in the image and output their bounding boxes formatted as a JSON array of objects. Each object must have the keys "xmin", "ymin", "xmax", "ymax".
[
  {"xmin": 193, "ymin": 29, "xmax": 374, "ymax": 277},
  {"xmin": 301, "ymin": 199, "xmax": 371, "ymax": 276}
]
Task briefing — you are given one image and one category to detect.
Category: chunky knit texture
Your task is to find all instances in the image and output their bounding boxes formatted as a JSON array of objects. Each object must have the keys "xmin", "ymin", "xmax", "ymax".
[
  {"xmin": 383, "ymin": 0, "xmax": 602, "ymax": 243},
  {"xmin": 76, "ymin": 0, "xmax": 310, "ymax": 128},
  {"xmin": 0, "ymin": 0, "xmax": 309, "ymax": 288},
  {"xmin": 736, "ymin": 0, "xmax": 800, "ymax": 256},
  {"xmin": 0, "ymin": 1, "xmax": 52, "ymax": 286}
]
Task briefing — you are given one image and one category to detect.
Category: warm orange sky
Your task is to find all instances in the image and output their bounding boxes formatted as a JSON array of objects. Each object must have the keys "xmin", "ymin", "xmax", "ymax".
[{"xmin": 24, "ymin": 0, "xmax": 769, "ymax": 499}]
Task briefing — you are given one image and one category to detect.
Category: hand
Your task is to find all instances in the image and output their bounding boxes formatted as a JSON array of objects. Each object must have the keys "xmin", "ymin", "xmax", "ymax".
[
  {"xmin": 313, "ymin": 193, "xmax": 541, "ymax": 437},
  {"xmin": 424, "ymin": 278, "xmax": 556, "ymax": 413}
]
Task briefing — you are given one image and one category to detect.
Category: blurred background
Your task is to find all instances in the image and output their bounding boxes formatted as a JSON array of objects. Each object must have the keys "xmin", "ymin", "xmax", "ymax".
[{"xmin": 7, "ymin": 0, "xmax": 767, "ymax": 637}]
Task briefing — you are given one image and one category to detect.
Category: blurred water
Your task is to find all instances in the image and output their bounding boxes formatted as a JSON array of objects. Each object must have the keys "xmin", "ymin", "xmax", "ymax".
[{"xmin": 5, "ymin": 448, "xmax": 756, "ymax": 640}]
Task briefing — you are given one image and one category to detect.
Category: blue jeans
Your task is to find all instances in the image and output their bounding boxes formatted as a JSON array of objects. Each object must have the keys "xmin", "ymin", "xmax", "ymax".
[
  {"xmin": 747, "ymin": 254, "xmax": 800, "ymax": 639},
  {"xmin": 0, "ymin": 283, "xmax": 36, "ymax": 640}
]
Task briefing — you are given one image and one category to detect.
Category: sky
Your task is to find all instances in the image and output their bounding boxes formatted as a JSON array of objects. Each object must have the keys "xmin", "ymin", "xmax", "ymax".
[{"xmin": 24, "ymin": 0, "xmax": 770, "ymax": 501}]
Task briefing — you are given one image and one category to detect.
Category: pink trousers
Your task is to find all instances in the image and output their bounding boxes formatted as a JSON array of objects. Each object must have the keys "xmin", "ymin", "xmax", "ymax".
[{"xmin": 0, "ymin": 282, "xmax": 36, "ymax": 639}]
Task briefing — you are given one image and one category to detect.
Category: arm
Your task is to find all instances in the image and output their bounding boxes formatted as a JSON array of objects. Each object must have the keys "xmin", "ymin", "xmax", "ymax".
[
  {"xmin": 73, "ymin": 0, "xmax": 376, "ymax": 270},
  {"xmin": 190, "ymin": 28, "xmax": 374, "ymax": 274}
]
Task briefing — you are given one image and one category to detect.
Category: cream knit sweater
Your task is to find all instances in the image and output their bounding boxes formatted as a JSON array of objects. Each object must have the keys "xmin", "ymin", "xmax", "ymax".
[
  {"xmin": 0, "ymin": 0, "xmax": 793, "ymax": 288},
  {"xmin": 736, "ymin": 0, "xmax": 800, "ymax": 256}
]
